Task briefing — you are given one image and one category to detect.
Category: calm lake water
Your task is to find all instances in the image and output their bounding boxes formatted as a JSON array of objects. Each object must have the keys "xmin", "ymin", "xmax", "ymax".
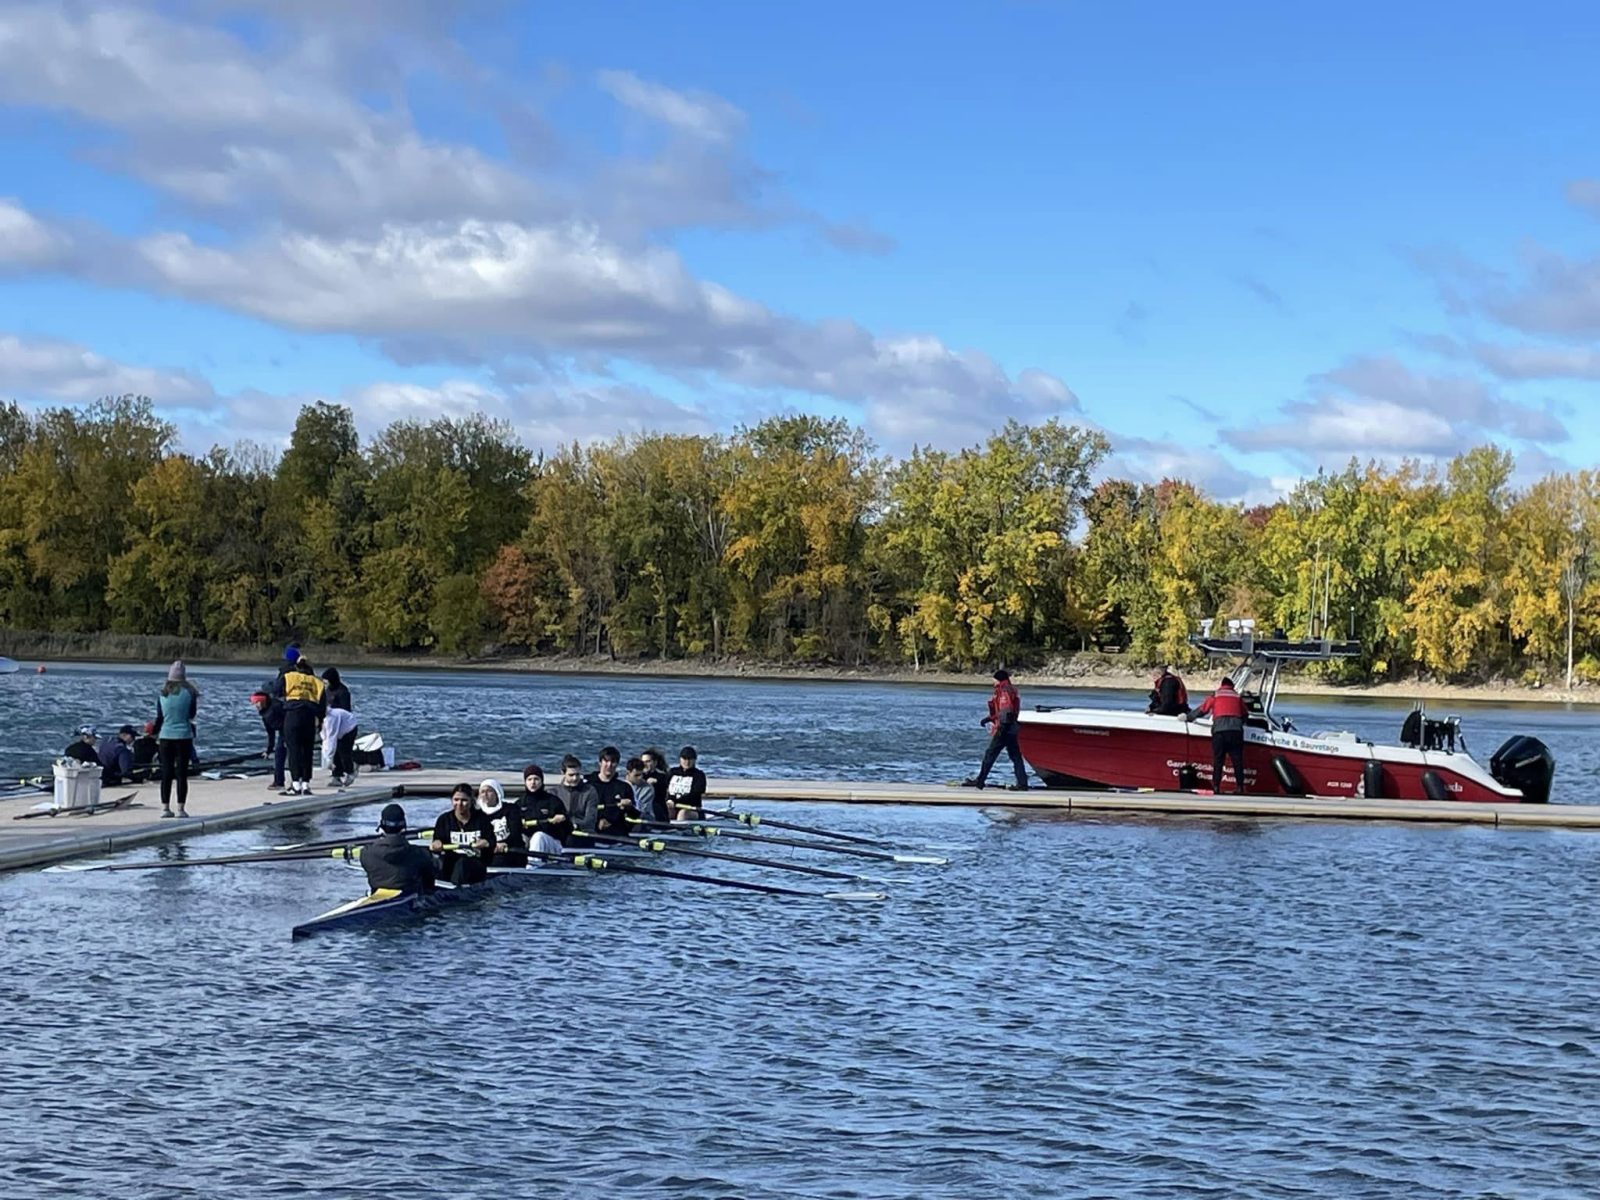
[{"xmin": 2, "ymin": 663, "xmax": 1598, "ymax": 1198}]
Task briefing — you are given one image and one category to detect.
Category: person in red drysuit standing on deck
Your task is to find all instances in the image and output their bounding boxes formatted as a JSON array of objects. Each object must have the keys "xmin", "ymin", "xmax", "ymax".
[
  {"xmin": 962, "ymin": 669, "xmax": 1029, "ymax": 791},
  {"xmin": 1187, "ymin": 676, "xmax": 1247, "ymax": 793}
]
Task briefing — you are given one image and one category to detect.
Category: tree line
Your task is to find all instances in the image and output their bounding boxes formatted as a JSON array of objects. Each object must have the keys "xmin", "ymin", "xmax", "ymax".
[{"xmin": 0, "ymin": 395, "xmax": 1594, "ymax": 683}]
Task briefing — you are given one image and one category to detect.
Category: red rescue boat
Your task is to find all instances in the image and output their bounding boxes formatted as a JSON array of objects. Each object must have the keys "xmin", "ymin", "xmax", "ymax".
[{"xmin": 1018, "ymin": 634, "xmax": 1555, "ymax": 803}]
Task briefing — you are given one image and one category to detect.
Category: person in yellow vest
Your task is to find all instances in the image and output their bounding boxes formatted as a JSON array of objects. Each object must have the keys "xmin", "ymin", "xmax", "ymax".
[{"xmin": 280, "ymin": 657, "xmax": 326, "ymax": 796}]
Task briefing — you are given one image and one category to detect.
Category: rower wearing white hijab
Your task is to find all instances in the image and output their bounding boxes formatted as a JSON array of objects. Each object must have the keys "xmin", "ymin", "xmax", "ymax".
[{"xmin": 477, "ymin": 778, "xmax": 527, "ymax": 867}]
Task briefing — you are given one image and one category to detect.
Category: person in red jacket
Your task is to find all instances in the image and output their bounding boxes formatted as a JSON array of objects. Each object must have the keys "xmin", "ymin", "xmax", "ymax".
[
  {"xmin": 962, "ymin": 669, "xmax": 1028, "ymax": 790},
  {"xmin": 1187, "ymin": 676, "xmax": 1247, "ymax": 793}
]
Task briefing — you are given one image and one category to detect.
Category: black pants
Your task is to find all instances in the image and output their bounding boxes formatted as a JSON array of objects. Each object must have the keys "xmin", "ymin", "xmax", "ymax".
[
  {"xmin": 977, "ymin": 722, "xmax": 1027, "ymax": 787},
  {"xmin": 1212, "ymin": 729, "xmax": 1246, "ymax": 793},
  {"xmin": 158, "ymin": 739, "xmax": 192, "ymax": 809},
  {"xmin": 283, "ymin": 708, "xmax": 315, "ymax": 783},
  {"xmin": 333, "ymin": 728, "xmax": 358, "ymax": 778}
]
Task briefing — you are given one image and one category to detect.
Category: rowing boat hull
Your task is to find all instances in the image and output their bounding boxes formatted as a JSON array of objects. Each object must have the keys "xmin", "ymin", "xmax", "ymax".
[{"xmin": 290, "ymin": 865, "xmax": 589, "ymax": 939}]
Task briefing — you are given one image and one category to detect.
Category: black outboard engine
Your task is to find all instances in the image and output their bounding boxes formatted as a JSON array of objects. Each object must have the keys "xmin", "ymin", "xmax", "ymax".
[{"xmin": 1489, "ymin": 736, "xmax": 1556, "ymax": 804}]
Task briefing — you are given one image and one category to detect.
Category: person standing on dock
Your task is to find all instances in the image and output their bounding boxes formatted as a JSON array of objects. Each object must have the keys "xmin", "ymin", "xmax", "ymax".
[
  {"xmin": 154, "ymin": 662, "xmax": 199, "ymax": 818},
  {"xmin": 667, "ymin": 745, "xmax": 708, "ymax": 819},
  {"xmin": 520, "ymin": 763, "xmax": 571, "ymax": 850},
  {"xmin": 431, "ymin": 783, "xmax": 494, "ymax": 885},
  {"xmin": 963, "ymin": 669, "xmax": 1028, "ymax": 790},
  {"xmin": 362, "ymin": 804, "xmax": 436, "ymax": 895},
  {"xmin": 280, "ymin": 657, "xmax": 326, "ymax": 796},
  {"xmin": 321, "ymin": 667, "xmax": 358, "ymax": 786},
  {"xmin": 1186, "ymin": 676, "xmax": 1247, "ymax": 793},
  {"xmin": 1146, "ymin": 666, "xmax": 1190, "ymax": 716}
]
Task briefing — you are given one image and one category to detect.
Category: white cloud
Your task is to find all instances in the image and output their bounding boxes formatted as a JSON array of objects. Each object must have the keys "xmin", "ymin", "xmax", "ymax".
[
  {"xmin": 1109, "ymin": 433, "xmax": 1271, "ymax": 504},
  {"xmin": 0, "ymin": 4, "xmax": 1059, "ymax": 456},
  {"xmin": 1468, "ymin": 341, "xmax": 1600, "ymax": 382},
  {"xmin": 0, "ymin": 198, "xmax": 70, "ymax": 271},
  {"xmin": 1224, "ymin": 397, "xmax": 1461, "ymax": 457},
  {"xmin": 1315, "ymin": 354, "xmax": 1567, "ymax": 441},
  {"xmin": 1223, "ymin": 352, "xmax": 1568, "ymax": 461},
  {"xmin": 0, "ymin": 331, "xmax": 219, "ymax": 406},
  {"xmin": 598, "ymin": 69, "xmax": 744, "ymax": 143}
]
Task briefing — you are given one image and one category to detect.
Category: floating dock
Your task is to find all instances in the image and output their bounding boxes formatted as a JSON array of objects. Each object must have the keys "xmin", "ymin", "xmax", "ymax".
[{"xmin": 3, "ymin": 771, "xmax": 1598, "ymax": 873}]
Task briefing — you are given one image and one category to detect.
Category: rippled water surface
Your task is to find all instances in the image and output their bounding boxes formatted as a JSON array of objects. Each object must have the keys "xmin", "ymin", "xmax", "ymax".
[{"xmin": 2, "ymin": 663, "xmax": 1599, "ymax": 1198}]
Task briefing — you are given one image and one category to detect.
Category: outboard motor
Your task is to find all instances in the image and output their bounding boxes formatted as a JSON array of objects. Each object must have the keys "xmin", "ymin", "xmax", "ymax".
[{"xmin": 1489, "ymin": 735, "xmax": 1556, "ymax": 804}]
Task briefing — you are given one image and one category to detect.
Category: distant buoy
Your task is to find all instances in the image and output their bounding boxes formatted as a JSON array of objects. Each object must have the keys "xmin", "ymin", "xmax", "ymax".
[{"xmin": 35, "ymin": 665, "xmax": 46, "ymax": 674}]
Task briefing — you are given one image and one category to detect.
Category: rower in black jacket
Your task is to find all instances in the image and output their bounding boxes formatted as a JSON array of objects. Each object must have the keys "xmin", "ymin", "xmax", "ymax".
[
  {"xmin": 430, "ymin": 784, "xmax": 495, "ymax": 885},
  {"xmin": 520, "ymin": 764, "xmax": 572, "ymax": 848},
  {"xmin": 362, "ymin": 804, "xmax": 436, "ymax": 894}
]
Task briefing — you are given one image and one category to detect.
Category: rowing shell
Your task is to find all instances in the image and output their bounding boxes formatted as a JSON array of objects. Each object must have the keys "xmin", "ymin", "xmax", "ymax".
[{"xmin": 290, "ymin": 864, "xmax": 590, "ymax": 940}]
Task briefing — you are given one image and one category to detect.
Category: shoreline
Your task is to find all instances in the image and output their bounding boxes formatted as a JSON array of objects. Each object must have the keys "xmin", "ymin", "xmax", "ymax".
[{"xmin": 5, "ymin": 633, "xmax": 1596, "ymax": 707}]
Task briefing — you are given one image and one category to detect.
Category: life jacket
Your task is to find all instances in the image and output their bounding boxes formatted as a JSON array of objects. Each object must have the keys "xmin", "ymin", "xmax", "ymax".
[
  {"xmin": 282, "ymin": 670, "xmax": 325, "ymax": 707},
  {"xmin": 991, "ymin": 680, "xmax": 1020, "ymax": 721},
  {"xmin": 1199, "ymin": 683, "xmax": 1245, "ymax": 722}
]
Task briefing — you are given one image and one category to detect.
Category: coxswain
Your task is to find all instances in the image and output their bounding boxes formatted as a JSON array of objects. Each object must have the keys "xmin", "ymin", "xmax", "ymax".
[
  {"xmin": 1186, "ymin": 676, "xmax": 1248, "ymax": 794},
  {"xmin": 430, "ymin": 783, "xmax": 495, "ymax": 885},
  {"xmin": 477, "ymin": 778, "xmax": 527, "ymax": 867},
  {"xmin": 550, "ymin": 754, "xmax": 599, "ymax": 839},
  {"xmin": 362, "ymin": 803, "xmax": 436, "ymax": 895},
  {"xmin": 587, "ymin": 746, "xmax": 638, "ymax": 836},
  {"xmin": 1146, "ymin": 665, "xmax": 1190, "ymax": 716},
  {"xmin": 666, "ymin": 745, "xmax": 708, "ymax": 820},
  {"xmin": 962, "ymin": 669, "xmax": 1028, "ymax": 790},
  {"xmin": 64, "ymin": 726, "xmax": 99, "ymax": 765},
  {"xmin": 520, "ymin": 763, "xmax": 571, "ymax": 851},
  {"xmin": 97, "ymin": 724, "xmax": 136, "ymax": 786}
]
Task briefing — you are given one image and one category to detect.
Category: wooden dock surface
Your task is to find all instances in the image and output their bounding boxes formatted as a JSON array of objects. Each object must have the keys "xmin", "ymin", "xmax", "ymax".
[{"xmin": 4, "ymin": 769, "xmax": 1597, "ymax": 873}]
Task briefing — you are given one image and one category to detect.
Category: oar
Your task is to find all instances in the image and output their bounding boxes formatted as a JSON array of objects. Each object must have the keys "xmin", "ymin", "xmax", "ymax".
[
  {"xmin": 679, "ymin": 824, "xmax": 947, "ymax": 866},
  {"xmin": 586, "ymin": 832, "xmax": 904, "ymax": 884},
  {"xmin": 268, "ymin": 828, "xmax": 436, "ymax": 852},
  {"xmin": 701, "ymin": 807, "xmax": 898, "ymax": 848},
  {"xmin": 554, "ymin": 852, "xmax": 885, "ymax": 902},
  {"xmin": 47, "ymin": 847, "xmax": 336, "ymax": 872}
]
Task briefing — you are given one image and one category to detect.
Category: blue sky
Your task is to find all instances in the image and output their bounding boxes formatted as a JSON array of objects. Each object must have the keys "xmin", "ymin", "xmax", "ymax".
[{"xmin": 1, "ymin": 0, "xmax": 1597, "ymax": 500}]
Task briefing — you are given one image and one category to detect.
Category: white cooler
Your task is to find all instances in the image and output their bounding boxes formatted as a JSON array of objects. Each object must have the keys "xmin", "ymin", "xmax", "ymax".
[{"xmin": 53, "ymin": 760, "xmax": 101, "ymax": 811}]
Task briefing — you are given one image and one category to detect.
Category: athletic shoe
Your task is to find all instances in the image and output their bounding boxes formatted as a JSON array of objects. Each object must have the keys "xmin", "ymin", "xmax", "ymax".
[
  {"xmin": 960, "ymin": 777, "xmax": 985, "ymax": 788},
  {"xmin": 1005, "ymin": 783, "xmax": 1028, "ymax": 791},
  {"xmin": 279, "ymin": 788, "xmax": 296, "ymax": 797},
  {"xmin": 160, "ymin": 808, "xmax": 175, "ymax": 818}
]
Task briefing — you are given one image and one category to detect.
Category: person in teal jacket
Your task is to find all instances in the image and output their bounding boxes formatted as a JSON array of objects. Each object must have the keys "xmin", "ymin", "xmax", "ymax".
[{"xmin": 153, "ymin": 660, "xmax": 200, "ymax": 818}]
